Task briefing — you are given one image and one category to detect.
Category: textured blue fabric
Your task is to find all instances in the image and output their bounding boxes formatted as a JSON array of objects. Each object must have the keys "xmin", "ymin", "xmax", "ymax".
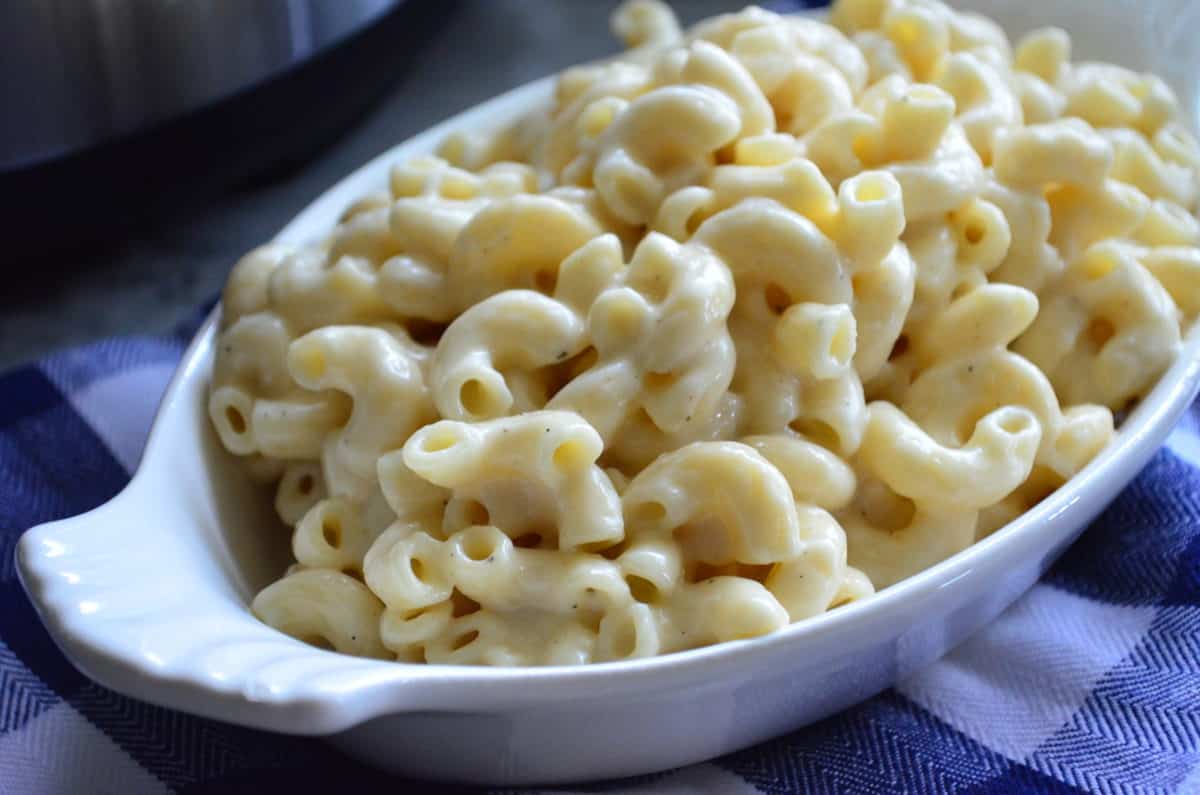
[
  {"xmin": 5, "ymin": 1, "xmax": 1200, "ymax": 788},
  {"xmin": 3, "ymin": 324, "xmax": 1198, "ymax": 793}
]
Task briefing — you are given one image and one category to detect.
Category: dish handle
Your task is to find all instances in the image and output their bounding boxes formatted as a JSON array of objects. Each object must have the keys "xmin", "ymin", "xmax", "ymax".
[{"xmin": 16, "ymin": 486, "xmax": 442, "ymax": 735}]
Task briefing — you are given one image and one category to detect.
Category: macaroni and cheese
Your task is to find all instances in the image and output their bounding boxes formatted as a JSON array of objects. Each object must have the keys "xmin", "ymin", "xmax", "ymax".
[{"xmin": 211, "ymin": 0, "xmax": 1200, "ymax": 666}]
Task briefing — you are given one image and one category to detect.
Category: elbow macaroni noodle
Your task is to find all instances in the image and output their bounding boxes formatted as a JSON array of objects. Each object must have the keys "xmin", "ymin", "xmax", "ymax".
[{"xmin": 208, "ymin": 0, "xmax": 1200, "ymax": 665}]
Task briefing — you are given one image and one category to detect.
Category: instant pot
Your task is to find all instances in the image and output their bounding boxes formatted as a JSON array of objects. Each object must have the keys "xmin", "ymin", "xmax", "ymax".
[{"xmin": 0, "ymin": 0, "xmax": 445, "ymax": 262}]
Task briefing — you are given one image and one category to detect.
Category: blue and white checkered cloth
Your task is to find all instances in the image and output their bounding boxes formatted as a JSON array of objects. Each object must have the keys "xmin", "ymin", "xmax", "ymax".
[
  {"xmin": 3, "ymin": 315, "xmax": 1199, "ymax": 794},
  {"xmin": 5, "ymin": 0, "xmax": 1200, "ymax": 786}
]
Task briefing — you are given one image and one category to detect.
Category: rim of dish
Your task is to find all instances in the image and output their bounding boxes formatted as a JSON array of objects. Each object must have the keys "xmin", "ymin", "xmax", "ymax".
[
  {"xmin": 23, "ymin": 19, "xmax": 1200, "ymax": 721},
  {"xmin": 122, "ymin": 64, "xmax": 1200, "ymax": 702},
  {"xmin": 152, "ymin": 309, "xmax": 1200, "ymax": 702}
]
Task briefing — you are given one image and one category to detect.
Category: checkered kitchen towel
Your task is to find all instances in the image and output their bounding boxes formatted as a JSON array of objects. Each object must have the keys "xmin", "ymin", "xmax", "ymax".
[
  {"xmin": 2, "ymin": 312, "xmax": 1199, "ymax": 795},
  {"xmin": 6, "ymin": 0, "xmax": 1200, "ymax": 784}
]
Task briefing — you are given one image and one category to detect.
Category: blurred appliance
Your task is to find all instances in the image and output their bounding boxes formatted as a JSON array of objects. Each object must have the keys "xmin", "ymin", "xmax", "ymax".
[{"xmin": 0, "ymin": 0, "xmax": 445, "ymax": 262}]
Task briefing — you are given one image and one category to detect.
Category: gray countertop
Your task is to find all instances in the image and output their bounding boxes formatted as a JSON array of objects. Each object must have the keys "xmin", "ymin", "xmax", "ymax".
[{"xmin": 0, "ymin": 0, "xmax": 742, "ymax": 371}]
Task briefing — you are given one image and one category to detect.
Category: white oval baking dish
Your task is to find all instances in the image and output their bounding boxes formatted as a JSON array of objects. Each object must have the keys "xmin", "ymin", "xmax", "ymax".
[{"xmin": 17, "ymin": 1, "xmax": 1200, "ymax": 785}]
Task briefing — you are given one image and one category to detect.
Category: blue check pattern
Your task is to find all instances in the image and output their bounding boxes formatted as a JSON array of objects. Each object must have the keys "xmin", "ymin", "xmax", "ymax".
[
  {"xmin": 3, "ymin": 311, "xmax": 1199, "ymax": 794},
  {"xmin": 4, "ymin": 2, "xmax": 1200, "ymax": 789}
]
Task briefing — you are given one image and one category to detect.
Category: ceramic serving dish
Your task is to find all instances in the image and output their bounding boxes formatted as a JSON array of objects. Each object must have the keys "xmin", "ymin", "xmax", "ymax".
[{"xmin": 17, "ymin": 2, "xmax": 1200, "ymax": 785}]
